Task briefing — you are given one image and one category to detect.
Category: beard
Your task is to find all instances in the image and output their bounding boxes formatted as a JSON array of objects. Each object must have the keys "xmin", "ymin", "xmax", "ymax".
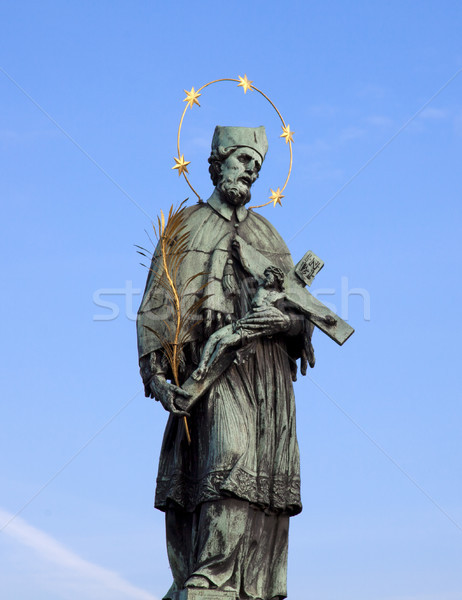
[{"xmin": 217, "ymin": 174, "xmax": 251, "ymax": 206}]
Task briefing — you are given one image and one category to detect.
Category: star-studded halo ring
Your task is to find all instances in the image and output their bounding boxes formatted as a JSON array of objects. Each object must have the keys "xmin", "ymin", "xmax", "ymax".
[{"xmin": 173, "ymin": 75, "xmax": 294, "ymax": 209}]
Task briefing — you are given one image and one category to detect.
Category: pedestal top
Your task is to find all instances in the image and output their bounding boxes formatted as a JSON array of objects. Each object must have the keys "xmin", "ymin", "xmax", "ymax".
[{"xmin": 169, "ymin": 589, "xmax": 237, "ymax": 600}]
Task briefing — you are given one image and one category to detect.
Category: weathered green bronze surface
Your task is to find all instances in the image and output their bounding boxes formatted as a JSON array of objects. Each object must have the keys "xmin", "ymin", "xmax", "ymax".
[
  {"xmin": 171, "ymin": 589, "xmax": 236, "ymax": 600},
  {"xmin": 137, "ymin": 126, "xmax": 353, "ymax": 600},
  {"xmin": 294, "ymin": 250, "xmax": 324, "ymax": 287}
]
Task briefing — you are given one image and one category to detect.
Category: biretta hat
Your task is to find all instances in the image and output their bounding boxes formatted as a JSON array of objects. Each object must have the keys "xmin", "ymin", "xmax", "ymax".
[{"xmin": 211, "ymin": 126, "xmax": 268, "ymax": 163}]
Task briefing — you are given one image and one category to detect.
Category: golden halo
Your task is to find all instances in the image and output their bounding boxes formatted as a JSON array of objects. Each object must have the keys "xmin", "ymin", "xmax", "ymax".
[{"xmin": 173, "ymin": 75, "xmax": 294, "ymax": 209}]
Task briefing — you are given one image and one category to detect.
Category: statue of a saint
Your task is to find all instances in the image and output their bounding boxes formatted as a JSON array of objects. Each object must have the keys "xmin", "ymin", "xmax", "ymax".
[{"xmin": 137, "ymin": 126, "xmax": 319, "ymax": 600}]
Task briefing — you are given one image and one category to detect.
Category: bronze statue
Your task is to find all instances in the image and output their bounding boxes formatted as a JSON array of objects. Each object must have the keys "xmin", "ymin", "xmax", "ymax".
[{"xmin": 137, "ymin": 126, "xmax": 353, "ymax": 600}]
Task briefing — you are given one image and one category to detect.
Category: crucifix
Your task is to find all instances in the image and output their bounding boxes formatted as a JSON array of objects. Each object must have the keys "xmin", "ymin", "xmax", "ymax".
[{"xmin": 175, "ymin": 246, "xmax": 354, "ymax": 414}]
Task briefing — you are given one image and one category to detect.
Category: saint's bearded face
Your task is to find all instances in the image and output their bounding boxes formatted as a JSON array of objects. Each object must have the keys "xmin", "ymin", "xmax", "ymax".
[{"xmin": 217, "ymin": 148, "xmax": 262, "ymax": 206}]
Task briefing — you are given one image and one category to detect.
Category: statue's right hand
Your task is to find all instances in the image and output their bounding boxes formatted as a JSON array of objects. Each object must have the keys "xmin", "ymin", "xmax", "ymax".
[{"xmin": 149, "ymin": 376, "xmax": 191, "ymax": 417}]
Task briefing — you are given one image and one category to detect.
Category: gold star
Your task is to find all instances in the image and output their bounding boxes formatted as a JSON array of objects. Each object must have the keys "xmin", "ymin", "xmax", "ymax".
[
  {"xmin": 172, "ymin": 155, "xmax": 191, "ymax": 176},
  {"xmin": 183, "ymin": 87, "xmax": 201, "ymax": 109},
  {"xmin": 269, "ymin": 188, "xmax": 284, "ymax": 207},
  {"xmin": 280, "ymin": 124, "xmax": 294, "ymax": 144},
  {"xmin": 237, "ymin": 74, "xmax": 253, "ymax": 94}
]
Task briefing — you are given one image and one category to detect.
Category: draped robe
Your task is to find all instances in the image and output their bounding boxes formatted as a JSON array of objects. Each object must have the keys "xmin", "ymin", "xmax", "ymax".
[{"xmin": 137, "ymin": 195, "xmax": 308, "ymax": 599}]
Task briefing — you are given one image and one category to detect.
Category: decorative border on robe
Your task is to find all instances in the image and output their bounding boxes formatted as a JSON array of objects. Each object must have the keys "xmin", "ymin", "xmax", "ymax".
[{"xmin": 155, "ymin": 467, "xmax": 302, "ymax": 516}]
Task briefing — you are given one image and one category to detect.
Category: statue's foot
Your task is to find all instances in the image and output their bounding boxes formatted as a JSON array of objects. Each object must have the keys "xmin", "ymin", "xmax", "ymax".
[{"xmin": 185, "ymin": 575, "xmax": 211, "ymax": 589}]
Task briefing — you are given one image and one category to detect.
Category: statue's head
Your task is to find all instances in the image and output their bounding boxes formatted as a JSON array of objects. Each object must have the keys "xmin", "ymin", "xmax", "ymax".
[
  {"xmin": 208, "ymin": 126, "xmax": 268, "ymax": 206},
  {"xmin": 263, "ymin": 266, "xmax": 285, "ymax": 291}
]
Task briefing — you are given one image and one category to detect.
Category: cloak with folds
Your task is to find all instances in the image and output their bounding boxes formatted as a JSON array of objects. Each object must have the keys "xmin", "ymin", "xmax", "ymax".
[
  {"xmin": 136, "ymin": 200, "xmax": 308, "ymax": 515},
  {"xmin": 137, "ymin": 200, "xmax": 306, "ymax": 363}
]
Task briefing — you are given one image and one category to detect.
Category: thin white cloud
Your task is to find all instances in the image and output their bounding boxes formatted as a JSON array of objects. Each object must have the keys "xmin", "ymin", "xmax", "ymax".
[
  {"xmin": 364, "ymin": 115, "xmax": 394, "ymax": 128},
  {"xmin": 0, "ymin": 128, "xmax": 58, "ymax": 144},
  {"xmin": 419, "ymin": 107, "xmax": 448, "ymax": 120},
  {"xmin": 304, "ymin": 105, "xmax": 340, "ymax": 118},
  {"xmin": 0, "ymin": 508, "xmax": 158, "ymax": 600},
  {"xmin": 455, "ymin": 110, "xmax": 462, "ymax": 136},
  {"xmin": 356, "ymin": 84, "xmax": 388, "ymax": 99},
  {"xmin": 337, "ymin": 126, "xmax": 366, "ymax": 143},
  {"xmin": 190, "ymin": 136, "xmax": 211, "ymax": 149}
]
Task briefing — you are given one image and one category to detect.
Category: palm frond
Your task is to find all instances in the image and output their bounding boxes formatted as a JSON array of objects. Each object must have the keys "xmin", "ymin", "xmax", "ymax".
[
  {"xmin": 144, "ymin": 228, "xmax": 156, "ymax": 248},
  {"xmin": 141, "ymin": 200, "xmax": 203, "ymax": 445},
  {"xmin": 180, "ymin": 272, "xmax": 209, "ymax": 296},
  {"xmin": 181, "ymin": 294, "xmax": 212, "ymax": 325}
]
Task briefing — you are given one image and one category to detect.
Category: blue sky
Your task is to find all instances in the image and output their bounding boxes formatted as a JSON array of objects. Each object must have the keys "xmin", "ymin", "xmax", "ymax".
[{"xmin": 1, "ymin": 1, "xmax": 461, "ymax": 599}]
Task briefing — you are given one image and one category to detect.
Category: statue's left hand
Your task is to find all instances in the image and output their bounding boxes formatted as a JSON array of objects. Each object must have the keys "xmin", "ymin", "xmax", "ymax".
[
  {"xmin": 238, "ymin": 306, "xmax": 290, "ymax": 336},
  {"xmin": 149, "ymin": 375, "xmax": 192, "ymax": 417}
]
